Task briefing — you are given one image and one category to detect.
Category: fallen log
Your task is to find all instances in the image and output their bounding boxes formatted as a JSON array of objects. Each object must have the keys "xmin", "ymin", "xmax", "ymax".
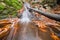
[{"xmin": 28, "ymin": 8, "xmax": 60, "ymax": 22}]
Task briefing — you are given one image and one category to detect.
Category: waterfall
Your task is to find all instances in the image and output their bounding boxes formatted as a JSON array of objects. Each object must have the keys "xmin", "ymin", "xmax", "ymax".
[{"xmin": 20, "ymin": 2, "xmax": 32, "ymax": 23}]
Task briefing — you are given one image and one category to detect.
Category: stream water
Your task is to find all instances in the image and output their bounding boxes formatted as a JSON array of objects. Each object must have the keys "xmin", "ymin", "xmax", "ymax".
[
  {"xmin": 18, "ymin": 2, "xmax": 41, "ymax": 40},
  {"xmin": 6, "ymin": 2, "xmax": 53, "ymax": 40}
]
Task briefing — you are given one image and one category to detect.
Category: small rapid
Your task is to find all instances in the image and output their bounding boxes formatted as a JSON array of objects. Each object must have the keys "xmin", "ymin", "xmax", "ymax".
[{"xmin": 20, "ymin": 2, "xmax": 32, "ymax": 23}]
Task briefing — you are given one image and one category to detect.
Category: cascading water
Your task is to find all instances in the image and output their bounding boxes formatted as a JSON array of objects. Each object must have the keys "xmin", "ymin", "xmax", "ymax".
[
  {"xmin": 20, "ymin": 2, "xmax": 32, "ymax": 23},
  {"xmin": 19, "ymin": 2, "xmax": 42, "ymax": 40},
  {"xmin": 4, "ymin": 2, "xmax": 54, "ymax": 40},
  {"xmin": 6, "ymin": 2, "xmax": 42, "ymax": 40}
]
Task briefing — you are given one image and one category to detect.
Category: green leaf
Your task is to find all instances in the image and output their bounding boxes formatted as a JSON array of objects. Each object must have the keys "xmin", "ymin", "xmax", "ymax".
[{"xmin": 0, "ymin": 3, "xmax": 5, "ymax": 10}]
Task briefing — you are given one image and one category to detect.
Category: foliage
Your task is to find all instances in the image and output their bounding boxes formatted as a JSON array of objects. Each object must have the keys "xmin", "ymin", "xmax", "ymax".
[{"xmin": 0, "ymin": 0, "xmax": 23, "ymax": 19}]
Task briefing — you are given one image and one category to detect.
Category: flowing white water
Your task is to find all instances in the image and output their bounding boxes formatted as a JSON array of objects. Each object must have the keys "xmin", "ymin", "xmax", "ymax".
[
  {"xmin": 6, "ymin": 2, "xmax": 42, "ymax": 40},
  {"xmin": 20, "ymin": 2, "xmax": 32, "ymax": 23},
  {"xmin": 19, "ymin": 2, "xmax": 42, "ymax": 40}
]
